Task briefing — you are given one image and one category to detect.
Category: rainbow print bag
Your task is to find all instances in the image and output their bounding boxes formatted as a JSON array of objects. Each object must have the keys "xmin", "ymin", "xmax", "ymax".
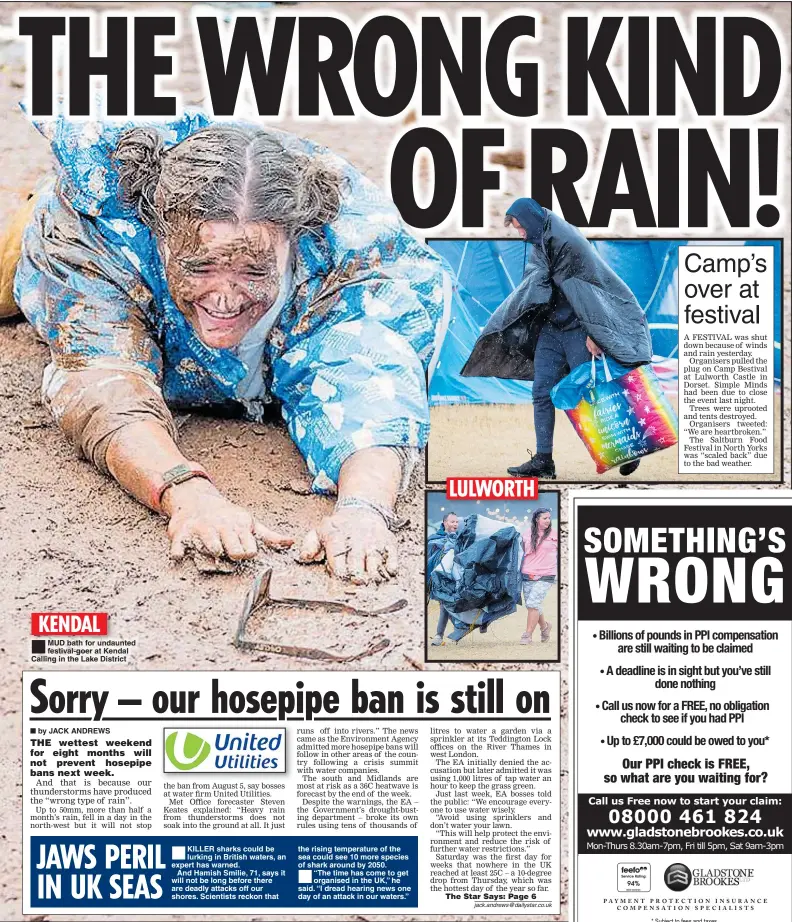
[{"xmin": 551, "ymin": 356, "xmax": 678, "ymax": 473}]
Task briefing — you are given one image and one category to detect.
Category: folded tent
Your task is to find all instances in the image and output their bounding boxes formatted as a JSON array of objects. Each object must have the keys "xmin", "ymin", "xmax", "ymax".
[{"xmin": 429, "ymin": 515, "xmax": 523, "ymax": 628}]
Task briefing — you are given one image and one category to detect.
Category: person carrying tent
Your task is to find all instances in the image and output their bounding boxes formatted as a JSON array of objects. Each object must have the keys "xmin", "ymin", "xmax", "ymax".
[
  {"xmin": 428, "ymin": 514, "xmax": 523, "ymax": 645},
  {"xmin": 461, "ymin": 198, "xmax": 652, "ymax": 479}
]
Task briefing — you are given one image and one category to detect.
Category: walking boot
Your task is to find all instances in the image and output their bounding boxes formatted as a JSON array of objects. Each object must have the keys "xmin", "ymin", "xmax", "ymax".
[{"xmin": 508, "ymin": 451, "xmax": 556, "ymax": 479}]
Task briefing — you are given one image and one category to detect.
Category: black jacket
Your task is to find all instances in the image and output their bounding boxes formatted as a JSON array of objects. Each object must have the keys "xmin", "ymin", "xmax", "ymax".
[{"xmin": 462, "ymin": 201, "xmax": 653, "ymax": 381}]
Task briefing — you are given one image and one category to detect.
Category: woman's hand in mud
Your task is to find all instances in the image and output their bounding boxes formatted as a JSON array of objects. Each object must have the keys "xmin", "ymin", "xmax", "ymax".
[
  {"xmin": 298, "ymin": 507, "xmax": 398, "ymax": 584},
  {"xmin": 585, "ymin": 336, "xmax": 603, "ymax": 357},
  {"xmin": 163, "ymin": 479, "xmax": 293, "ymax": 561}
]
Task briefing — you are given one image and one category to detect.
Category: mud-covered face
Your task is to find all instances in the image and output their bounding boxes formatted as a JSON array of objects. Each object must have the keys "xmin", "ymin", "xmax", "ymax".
[{"xmin": 162, "ymin": 221, "xmax": 289, "ymax": 349}]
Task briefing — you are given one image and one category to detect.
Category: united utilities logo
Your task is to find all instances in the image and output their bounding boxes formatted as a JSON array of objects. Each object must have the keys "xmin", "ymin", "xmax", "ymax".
[
  {"xmin": 165, "ymin": 732, "xmax": 211, "ymax": 771},
  {"xmin": 163, "ymin": 728, "xmax": 285, "ymax": 774}
]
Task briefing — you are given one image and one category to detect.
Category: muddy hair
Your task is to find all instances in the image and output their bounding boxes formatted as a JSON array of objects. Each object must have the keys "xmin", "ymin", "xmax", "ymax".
[
  {"xmin": 113, "ymin": 125, "xmax": 344, "ymax": 242},
  {"xmin": 529, "ymin": 507, "xmax": 553, "ymax": 554}
]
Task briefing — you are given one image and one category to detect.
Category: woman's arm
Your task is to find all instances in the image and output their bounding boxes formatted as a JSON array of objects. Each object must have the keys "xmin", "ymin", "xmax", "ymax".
[
  {"xmin": 105, "ymin": 419, "xmax": 291, "ymax": 559},
  {"xmin": 50, "ymin": 367, "xmax": 291, "ymax": 560},
  {"xmin": 299, "ymin": 447, "xmax": 402, "ymax": 583},
  {"xmin": 337, "ymin": 445, "xmax": 400, "ymax": 508}
]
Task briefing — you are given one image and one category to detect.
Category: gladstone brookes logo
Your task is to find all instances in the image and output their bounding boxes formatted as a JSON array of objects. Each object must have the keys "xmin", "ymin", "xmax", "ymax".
[
  {"xmin": 664, "ymin": 863, "xmax": 692, "ymax": 892},
  {"xmin": 163, "ymin": 728, "xmax": 285, "ymax": 773}
]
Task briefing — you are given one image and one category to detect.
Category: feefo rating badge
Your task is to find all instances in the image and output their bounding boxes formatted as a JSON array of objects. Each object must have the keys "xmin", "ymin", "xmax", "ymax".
[{"xmin": 617, "ymin": 862, "xmax": 651, "ymax": 892}]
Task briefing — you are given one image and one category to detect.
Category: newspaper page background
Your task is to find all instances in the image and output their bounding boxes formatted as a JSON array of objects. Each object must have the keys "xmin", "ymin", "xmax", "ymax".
[{"xmin": 0, "ymin": 3, "xmax": 790, "ymax": 922}]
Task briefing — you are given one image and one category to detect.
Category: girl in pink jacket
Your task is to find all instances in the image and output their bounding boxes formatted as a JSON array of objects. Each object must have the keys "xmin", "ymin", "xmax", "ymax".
[{"xmin": 520, "ymin": 508, "xmax": 557, "ymax": 644}]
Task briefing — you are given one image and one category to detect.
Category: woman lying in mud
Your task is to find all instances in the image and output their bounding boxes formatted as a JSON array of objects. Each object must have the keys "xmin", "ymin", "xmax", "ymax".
[{"xmin": 3, "ymin": 113, "xmax": 447, "ymax": 583}]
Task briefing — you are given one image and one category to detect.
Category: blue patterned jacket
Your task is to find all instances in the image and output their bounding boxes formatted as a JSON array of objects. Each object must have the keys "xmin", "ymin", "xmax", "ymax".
[{"xmin": 15, "ymin": 111, "xmax": 448, "ymax": 492}]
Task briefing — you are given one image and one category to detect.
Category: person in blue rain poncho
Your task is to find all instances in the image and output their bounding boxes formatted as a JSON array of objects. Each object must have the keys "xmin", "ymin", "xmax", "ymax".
[{"xmin": 9, "ymin": 112, "xmax": 450, "ymax": 583}]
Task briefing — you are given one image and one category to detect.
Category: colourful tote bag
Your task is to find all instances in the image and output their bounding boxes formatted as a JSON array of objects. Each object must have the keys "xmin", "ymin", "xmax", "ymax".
[{"xmin": 551, "ymin": 356, "xmax": 679, "ymax": 473}]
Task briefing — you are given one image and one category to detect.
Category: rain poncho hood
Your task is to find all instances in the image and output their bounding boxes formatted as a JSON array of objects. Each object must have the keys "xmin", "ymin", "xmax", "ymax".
[
  {"xmin": 14, "ymin": 109, "xmax": 450, "ymax": 493},
  {"xmin": 429, "ymin": 515, "xmax": 523, "ymax": 623},
  {"xmin": 461, "ymin": 203, "xmax": 652, "ymax": 381},
  {"xmin": 504, "ymin": 197, "xmax": 545, "ymax": 244}
]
